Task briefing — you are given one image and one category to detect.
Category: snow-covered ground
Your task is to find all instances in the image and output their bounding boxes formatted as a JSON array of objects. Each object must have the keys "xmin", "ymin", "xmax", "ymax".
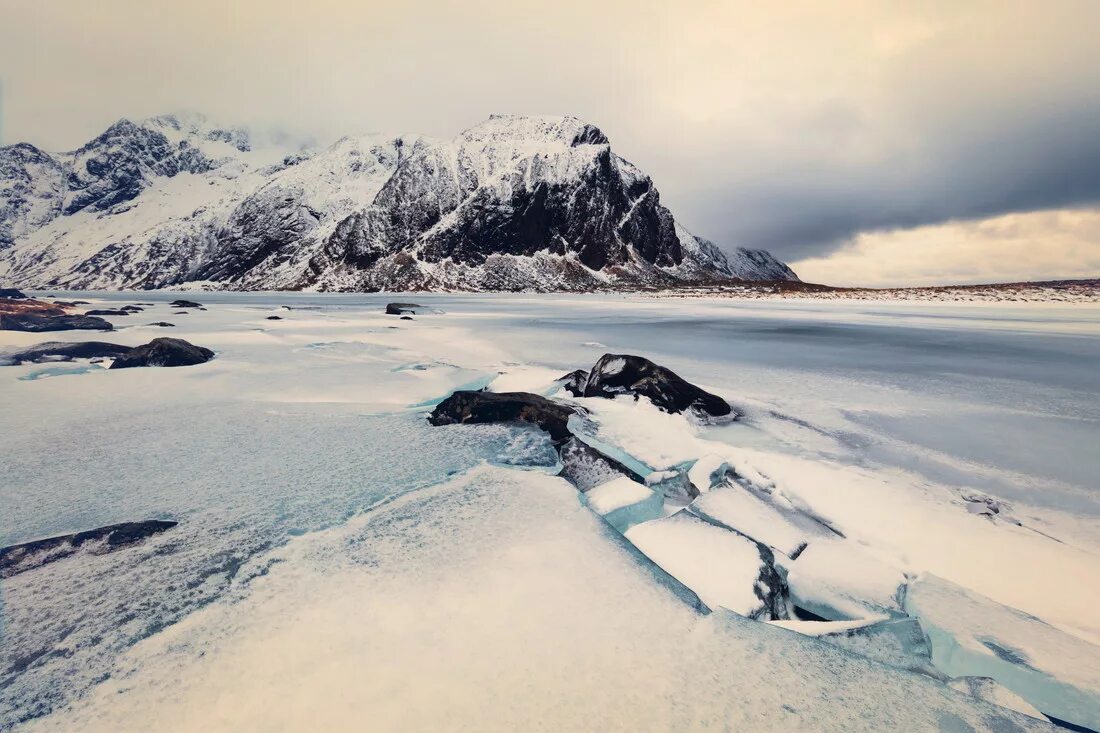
[{"xmin": 1, "ymin": 292, "xmax": 1097, "ymax": 730}]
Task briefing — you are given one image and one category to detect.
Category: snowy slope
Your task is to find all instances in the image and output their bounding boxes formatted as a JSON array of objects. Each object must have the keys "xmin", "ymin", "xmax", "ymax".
[{"xmin": 0, "ymin": 113, "xmax": 798, "ymax": 291}]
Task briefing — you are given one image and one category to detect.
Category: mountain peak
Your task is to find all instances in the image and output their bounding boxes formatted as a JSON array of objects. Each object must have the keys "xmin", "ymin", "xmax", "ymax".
[{"xmin": 465, "ymin": 115, "xmax": 609, "ymax": 147}]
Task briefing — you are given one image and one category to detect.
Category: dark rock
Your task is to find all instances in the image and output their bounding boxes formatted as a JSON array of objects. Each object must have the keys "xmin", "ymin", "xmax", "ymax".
[
  {"xmin": 109, "ymin": 337, "xmax": 214, "ymax": 369},
  {"xmin": 121, "ymin": 305, "xmax": 144, "ymax": 312},
  {"xmin": 0, "ymin": 520, "xmax": 178, "ymax": 578},
  {"xmin": 147, "ymin": 321, "xmax": 175, "ymax": 327},
  {"xmin": 84, "ymin": 309, "xmax": 131, "ymax": 316},
  {"xmin": 558, "ymin": 437, "xmax": 640, "ymax": 492},
  {"xmin": 556, "ymin": 369, "xmax": 588, "ymax": 397},
  {"xmin": 583, "ymin": 353, "xmax": 731, "ymax": 417},
  {"xmin": 168, "ymin": 299, "xmax": 203, "ymax": 308},
  {"xmin": 0, "ymin": 313, "xmax": 113, "ymax": 332},
  {"xmin": 265, "ymin": 315, "xmax": 282, "ymax": 320},
  {"xmin": 0, "ymin": 288, "xmax": 27, "ymax": 299},
  {"xmin": 400, "ymin": 315, "xmax": 413, "ymax": 321},
  {"xmin": 2, "ymin": 341, "xmax": 132, "ymax": 365},
  {"xmin": 428, "ymin": 390, "xmax": 577, "ymax": 443},
  {"xmin": 386, "ymin": 302, "xmax": 423, "ymax": 315}
]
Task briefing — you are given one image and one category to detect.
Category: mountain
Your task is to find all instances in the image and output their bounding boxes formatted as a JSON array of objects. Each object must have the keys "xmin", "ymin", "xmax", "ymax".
[{"xmin": 0, "ymin": 113, "xmax": 798, "ymax": 291}]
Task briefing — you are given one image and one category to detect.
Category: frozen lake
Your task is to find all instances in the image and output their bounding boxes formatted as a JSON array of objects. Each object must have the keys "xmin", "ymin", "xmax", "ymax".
[{"xmin": 2, "ymin": 292, "xmax": 1098, "ymax": 730}]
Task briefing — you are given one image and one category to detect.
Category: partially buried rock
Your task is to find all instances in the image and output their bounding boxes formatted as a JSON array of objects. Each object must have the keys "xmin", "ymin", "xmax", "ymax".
[
  {"xmin": 2, "ymin": 341, "xmax": 132, "ymax": 365},
  {"xmin": 265, "ymin": 315, "xmax": 282, "ymax": 320},
  {"xmin": 121, "ymin": 305, "xmax": 144, "ymax": 312},
  {"xmin": 109, "ymin": 337, "xmax": 214, "ymax": 369},
  {"xmin": 386, "ymin": 302, "xmax": 423, "ymax": 315},
  {"xmin": 0, "ymin": 520, "xmax": 178, "ymax": 578},
  {"xmin": 400, "ymin": 315, "xmax": 413, "ymax": 321},
  {"xmin": 429, "ymin": 390, "xmax": 577, "ymax": 443},
  {"xmin": 556, "ymin": 369, "xmax": 588, "ymax": 398},
  {"xmin": 0, "ymin": 313, "xmax": 113, "ymax": 332},
  {"xmin": 84, "ymin": 309, "xmax": 131, "ymax": 316},
  {"xmin": 583, "ymin": 353, "xmax": 731, "ymax": 417},
  {"xmin": 169, "ymin": 299, "xmax": 203, "ymax": 308},
  {"xmin": 0, "ymin": 288, "xmax": 28, "ymax": 299},
  {"xmin": 147, "ymin": 321, "xmax": 175, "ymax": 327}
]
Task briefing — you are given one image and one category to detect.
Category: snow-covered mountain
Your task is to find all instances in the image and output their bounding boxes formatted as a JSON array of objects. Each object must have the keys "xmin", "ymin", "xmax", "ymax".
[{"xmin": 0, "ymin": 113, "xmax": 798, "ymax": 291}]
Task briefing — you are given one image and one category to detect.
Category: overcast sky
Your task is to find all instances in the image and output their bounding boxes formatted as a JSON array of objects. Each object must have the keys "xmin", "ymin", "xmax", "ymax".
[{"xmin": 2, "ymin": 0, "xmax": 1097, "ymax": 286}]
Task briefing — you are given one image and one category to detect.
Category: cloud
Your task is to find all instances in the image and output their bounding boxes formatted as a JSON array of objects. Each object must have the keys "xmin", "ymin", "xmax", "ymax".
[
  {"xmin": 1, "ymin": 0, "xmax": 1098, "ymax": 270},
  {"xmin": 791, "ymin": 207, "xmax": 1100, "ymax": 287}
]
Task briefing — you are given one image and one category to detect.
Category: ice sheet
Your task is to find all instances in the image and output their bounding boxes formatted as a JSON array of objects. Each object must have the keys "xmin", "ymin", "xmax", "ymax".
[{"xmin": 20, "ymin": 467, "xmax": 1051, "ymax": 733}]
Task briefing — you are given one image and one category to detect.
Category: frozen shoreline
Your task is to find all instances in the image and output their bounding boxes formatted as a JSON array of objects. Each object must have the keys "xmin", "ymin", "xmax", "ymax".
[{"xmin": 2, "ymin": 291, "xmax": 1098, "ymax": 729}]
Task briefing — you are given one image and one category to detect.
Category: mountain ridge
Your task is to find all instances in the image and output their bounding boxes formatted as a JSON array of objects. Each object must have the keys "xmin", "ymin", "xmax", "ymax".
[{"xmin": 0, "ymin": 113, "xmax": 798, "ymax": 291}]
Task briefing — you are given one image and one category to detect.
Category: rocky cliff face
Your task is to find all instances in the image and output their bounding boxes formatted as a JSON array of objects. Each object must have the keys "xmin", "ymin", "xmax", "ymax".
[{"xmin": 0, "ymin": 113, "xmax": 799, "ymax": 291}]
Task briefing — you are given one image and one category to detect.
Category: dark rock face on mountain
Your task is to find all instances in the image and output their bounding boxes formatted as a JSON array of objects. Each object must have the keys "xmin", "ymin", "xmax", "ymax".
[
  {"xmin": 1, "ymin": 341, "xmax": 132, "ymax": 365},
  {"xmin": 0, "ymin": 312, "xmax": 113, "ymax": 332},
  {"xmin": 109, "ymin": 337, "xmax": 214, "ymax": 368},
  {"xmin": 0, "ymin": 520, "xmax": 177, "ymax": 578},
  {"xmin": 582, "ymin": 353, "xmax": 731, "ymax": 417},
  {"xmin": 429, "ymin": 390, "xmax": 577, "ymax": 443},
  {"xmin": 0, "ymin": 114, "xmax": 798, "ymax": 292}
]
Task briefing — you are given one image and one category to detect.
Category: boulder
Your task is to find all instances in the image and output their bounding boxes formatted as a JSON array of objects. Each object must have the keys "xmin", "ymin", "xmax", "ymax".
[
  {"xmin": 386, "ymin": 302, "xmax": 423, "ymax": 315},
  {"xmin": 1, "ymin": 520, "xmax": 178, "ymax": 578},
  {"xmin": 121, "ymin": 305, "xmax": 144, "ymax": 312},
  {"xmin": 400, "ymin": 315, "xmax": 413, "ymax": 321},
  {"xmin": 582, "ymin": 353, "xmax": 731, "ymax": 417},
  {"xmin": 0, "ymin": 288, "xmax": 27, "ymax": 299},
  {"xmin": 2, "ymin": 341, "xmax": 132, "ymax": 365},
  {"xmin": 169, "ymin": 299, "xmax": 203, "ymax": 308},
  {"xmin": 0, "ymin": 313, "xmax": 113, "ymax": 332},
  {"xmin": 109, "ymin": 337, "xmax": 215, "ymax": 369},
  {"xmin": 428, "ymin": 390, "xmax": 576, "ymax": 443},
  {"xmin": 265, "ymin": 315, "xmax": 282, "ymax": 320},
  {"xmin": 147, "ymin": 322, "xmax": 175, "ymax": 327},
  {"xmin": 556, "ymin": 369, "xmax": 588, "ymax": 397},
  {"xmin": 84, "ymin": 309, "xmax": 131, "ymax": 316}
]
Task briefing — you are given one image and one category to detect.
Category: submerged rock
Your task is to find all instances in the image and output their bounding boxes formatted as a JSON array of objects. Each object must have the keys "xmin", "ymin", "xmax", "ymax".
[
  {"xmin": 265, "ymin": 315, "xmax": 282, "ymax": 320},
  {"xmin": 84, "ymin": 308, "xmax": 131, "ymax": 316},
  {"xmin": 0, "ymin": 288, "xmax": 27, "ymax": 299},
  {"xmin": 169, "ymin": 299, "xmax": 203, "ymax": 308},
  {"xmin": 147, "ymin": 321, "xmax": 175, "ymax": 327},
  {"xmin": 582, "ymin": 353, "xmax": 731, "ymax": 417},
  {"xmin": 109, "ymin": 337, "xmax": 215, "ymax": 369},
  {"xmin": 0, "ymin": 313, "xmax": 113, "ymax": 332},
  {"xmin": 0, "ymin": 520, "xmax": 178, "ymax": 578},
  {"xmin": 429, "ymin": 390, "xmax": 576, "ymax": 443},
  {"xmin": 2, "ymin": 341, "xmax": 132, "ymax": 365},
  {"xmin": 385, "ymin": 302, "xmax": 423, "ymax": 315}
]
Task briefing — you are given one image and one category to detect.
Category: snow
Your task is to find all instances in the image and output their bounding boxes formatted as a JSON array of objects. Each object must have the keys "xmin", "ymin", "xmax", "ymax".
[
  {"xmin": 583, "ymin": 476, "xmax": 663, "ymax": 532},
  {"xmin": 785, "ymin": 539, "xmax": 908, "ymax": 621},
  {"xmin": 949, "ymin": 677, "xmax": 1046, "ymax": 720},
  {"xmin": 689, "ymin": 482, "xmax": 809, "ymax": 558},
  {"xmin": 625, "ymin": 511, "xmax": 773, "ymax": 617}
]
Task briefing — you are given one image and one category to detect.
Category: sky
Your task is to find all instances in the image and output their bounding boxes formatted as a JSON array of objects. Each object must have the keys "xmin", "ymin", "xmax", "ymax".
[{"xmin": 1, "ymin": 0, "xmax": 1098, "ymax": 286}]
